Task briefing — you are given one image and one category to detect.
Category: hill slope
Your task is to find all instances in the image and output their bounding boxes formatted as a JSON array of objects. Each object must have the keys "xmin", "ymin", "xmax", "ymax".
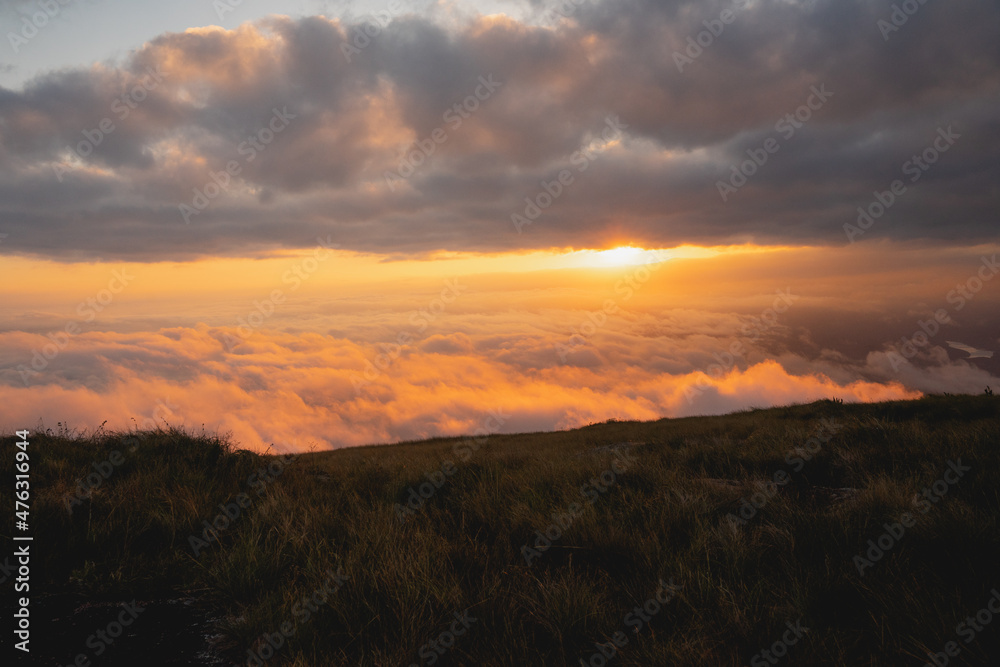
[{"xmin": 4, "ymin": 395, "xmax": 1000, "ymax": 665}]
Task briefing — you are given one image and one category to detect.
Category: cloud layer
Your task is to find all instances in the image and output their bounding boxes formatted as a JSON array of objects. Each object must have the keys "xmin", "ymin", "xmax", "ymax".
[
  {"xmin": 4, "ymin": 242, "xmax": 998, "ymax": 451},
  {"xmin": 0, "ymin": 323, "xmax": 927, "ymax": 451},
  {"xmin": 0, "ymin": 0, "xmax": 998, "ymax": 260}
]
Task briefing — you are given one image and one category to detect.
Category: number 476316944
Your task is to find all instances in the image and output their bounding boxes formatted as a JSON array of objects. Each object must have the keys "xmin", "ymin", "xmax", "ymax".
[{"xmin": 15, "ymin": 430, "xmax": 30, "ymax": 529}]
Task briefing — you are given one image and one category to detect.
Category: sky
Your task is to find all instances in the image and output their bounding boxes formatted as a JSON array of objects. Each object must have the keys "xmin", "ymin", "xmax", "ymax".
[{"xmin": 1, "ymin": 0, "xmax": 998, "ymax": 450}]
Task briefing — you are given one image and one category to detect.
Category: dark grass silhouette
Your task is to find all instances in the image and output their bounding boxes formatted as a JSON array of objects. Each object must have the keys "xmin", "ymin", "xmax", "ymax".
[{"xmin": 3, "ymin": 394, "xmax": 999, "ymax": 665}]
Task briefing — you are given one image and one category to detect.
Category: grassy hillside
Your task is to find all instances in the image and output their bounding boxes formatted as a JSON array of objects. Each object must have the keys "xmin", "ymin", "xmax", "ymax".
[{"xmin": 3, "ymin": 395, "xmax": 1000, "ymax": 666}]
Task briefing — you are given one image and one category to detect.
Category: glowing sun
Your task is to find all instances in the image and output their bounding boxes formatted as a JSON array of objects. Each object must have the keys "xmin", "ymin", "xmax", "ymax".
[{"xmin": 590, "ymin": 246, "xmax": 665, "ymax": 267}]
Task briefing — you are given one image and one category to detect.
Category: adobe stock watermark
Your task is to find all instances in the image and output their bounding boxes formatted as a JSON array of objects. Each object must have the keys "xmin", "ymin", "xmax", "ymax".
[
  {"xmin": 882, "ymin": 254, "xmax": 997, "ymax": 373},
  {"xmin": 537, "ymin": 0, "xmax": 592, "ymax": 28},
  {"xmin": 131, "ymin": 396, "xmax": 179, "ymax": 431},
  {"xmin": 394, "ymin": 409, "xmax": 508, "ymax": 522},
  {"xmin": 7, "ymin": 0, "xmax": 80, "ymax": 54},
  {"xmin": 53, "ymin": 66, "xmax": 166, "ymax": 182},
  {"xmin": 521, "ymin": 449, "xmax": 637, "ymax": 566},
  {"xmin": 189, "ymin": 449, "xmax": 298, "ymax": 557},
  {"xmin": 62, "ymin": 449, "xmax": 128, "ymax": 513},
  {"xmin": 350, "ymin": 278, "xmax": 468, "ymax": 394},
  {"xmin": 213, "ymin": 0, "xmax": 250, "ymax": 21},
  {"xmin": 845, "ymin": 126, "xmax": 959, "ymax": 243},
  {"xmin": 245, "ymin": 566, "xmax": 349, "ymax": 666},
  {"xmin": 222, "ymin": 236, "xmax": 339, "ymax": 351},
  {"xmin": 578, "ymin": 578, "xmax": 682, "ymax": 667},
  {"xmin": 749, "ymin": 619, "xmax": 809, "ymax": 666},
  {"xmin": 511, "ymin": 115, "xmax": 627, "ymax": 233},
  {"xmin": 717, "ymin": 84, "xmax": 833, "ymax": 202},
  {"xmin": 877, "ymin": 0, "xmax": 934, "ymax": 42},
  {"xmin": 340, "ymin": 0, "xmax": 405, "ymax": 62},
  {"xmin": 923, "ymin": 588, "xmax": 1000, "ymax": 667},
  {"xmin": 406, "ymin": 608, "xmax": 478, "ymax": 667},
  {"xmin": 673, "ymin": 0, "xmax": 752, "ymax": 73},
  {"xmin": 62, "ymin": 401, "xmax": 176, "ymax": 513},
  {"xmin": 451, "ymin": 409, "xmax": 509, "ymax": 463},
  {"xmin": 383, "ymin": 74, "xmax": 502, "ymax": 191},
  {"xmin": 61, "ymin": 602, "xmax": 145, "ymax": 666},
  {"xmin": 556, "ymin": 254, "xmax": 668, "ymax": 363},
  {"xmin": 180, "ymin": 106, "xmax": 296, "ymax": 224},
  {"xmin": 685, "ymin": 288, "xmax": 799, "ymax": 403},
  {"xmin": 15, "ymin": 268, "xmax": 135, "ymax": 386},
  {"xmin": 854, "ymin": 458, "xmax": 970, "ymax": 576},
  {"xmin": 944, "ymin": 254, "xmax": 999, "ymax": 313},
  {"xmin": 725, "ymin": 418, "xmax": 843, "ymax": 527}
]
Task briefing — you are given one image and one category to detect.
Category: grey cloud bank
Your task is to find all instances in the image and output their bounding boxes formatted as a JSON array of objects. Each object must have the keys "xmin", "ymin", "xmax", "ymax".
[{"xmin": 0, "ymin": 0, "xmax": 995, "ymax": 260}]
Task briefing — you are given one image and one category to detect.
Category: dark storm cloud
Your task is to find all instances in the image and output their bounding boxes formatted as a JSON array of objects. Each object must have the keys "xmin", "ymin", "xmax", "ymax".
[{"xmin": 0, "ymin": 0, "xmax": 998, "ymax": 260}]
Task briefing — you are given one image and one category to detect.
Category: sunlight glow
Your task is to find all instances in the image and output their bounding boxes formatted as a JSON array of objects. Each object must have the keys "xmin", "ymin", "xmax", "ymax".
[
  {"xmin": 563, "ymin": 245, "xmax": 672, "ymax": 268},
  {"xmin": 593, "ymin": 246, "xmax": 661, "ymax": 266}
]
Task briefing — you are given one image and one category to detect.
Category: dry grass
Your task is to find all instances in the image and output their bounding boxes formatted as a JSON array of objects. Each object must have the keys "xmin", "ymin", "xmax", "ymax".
[{"xmin": 4, "ymin": 394, "xmax": 1000, "ymax": 665}]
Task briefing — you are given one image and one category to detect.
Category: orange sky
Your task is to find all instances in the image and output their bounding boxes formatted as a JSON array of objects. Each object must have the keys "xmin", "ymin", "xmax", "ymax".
[{"xmin": 3, "ymin": 241, "xmax": 997, "ymax": 450}]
